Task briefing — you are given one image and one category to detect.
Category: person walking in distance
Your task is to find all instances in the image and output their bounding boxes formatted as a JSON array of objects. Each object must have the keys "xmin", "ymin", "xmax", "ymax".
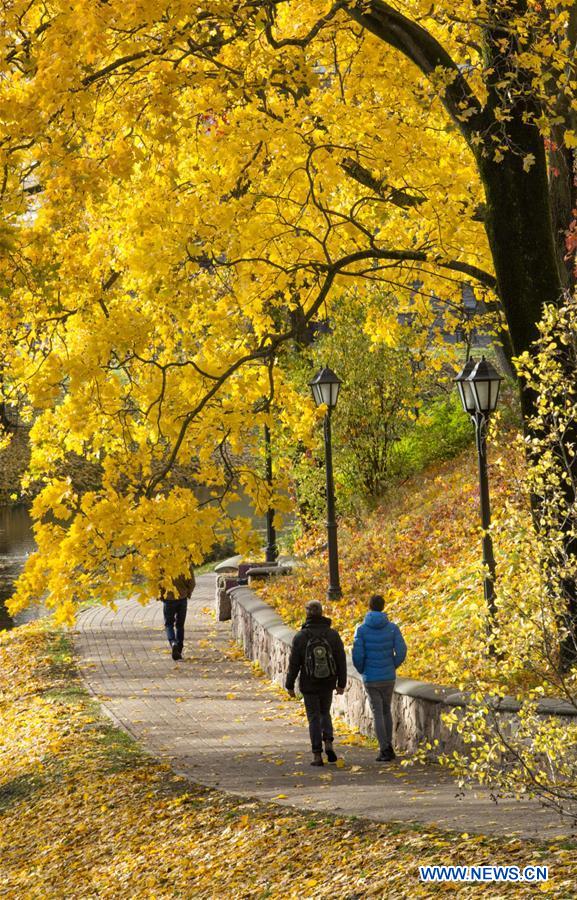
[
  {"xmin": 160, "ymin": 565, "xmax": 196, "ymax": 661},
  {"xmin": 286, "ymin": 600, "xmax": 347, "ymax": 766},
  {"xmin": 352, "ymin": 594, "xmax": 407, "ymax": 761}
]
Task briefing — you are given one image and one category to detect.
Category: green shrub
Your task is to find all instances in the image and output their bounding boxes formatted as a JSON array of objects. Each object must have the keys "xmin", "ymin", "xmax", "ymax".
[{"xmin": 389, "ymin": 393, "xmax": 474, "ymax": 480}]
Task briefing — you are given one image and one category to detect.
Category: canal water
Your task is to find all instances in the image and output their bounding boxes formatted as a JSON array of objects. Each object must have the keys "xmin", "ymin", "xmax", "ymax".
[{"xmin": 0, "ymin": 506, "xmax": 37, "ymax": 630}]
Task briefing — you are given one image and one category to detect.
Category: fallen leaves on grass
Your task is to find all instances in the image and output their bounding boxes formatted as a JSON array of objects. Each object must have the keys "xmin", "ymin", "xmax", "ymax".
[{"xmin": 1, "ymin": 622, "xmax": 576, "ymax": 899}]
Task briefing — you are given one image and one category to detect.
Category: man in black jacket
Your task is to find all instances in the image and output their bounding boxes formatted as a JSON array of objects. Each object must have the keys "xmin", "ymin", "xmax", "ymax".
[{"xmin": 286, "ymin": 600, "xmax": 347, "ymax": 766}]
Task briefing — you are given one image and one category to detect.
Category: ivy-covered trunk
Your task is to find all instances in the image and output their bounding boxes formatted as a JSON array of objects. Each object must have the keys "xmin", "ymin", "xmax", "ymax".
[{"xmin": 480, "ymin": 133, "xmax": 577, "ymax": 666}]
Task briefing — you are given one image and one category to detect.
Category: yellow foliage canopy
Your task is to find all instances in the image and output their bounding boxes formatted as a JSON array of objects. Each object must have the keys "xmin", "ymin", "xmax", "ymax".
[{"xmin": 0, "ymin": 0, "xmax": 572, "ymax": 615}]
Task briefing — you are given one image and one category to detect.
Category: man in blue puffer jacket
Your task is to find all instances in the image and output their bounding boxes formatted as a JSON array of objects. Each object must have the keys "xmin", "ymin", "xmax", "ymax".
[{"xmin": 352, "ymin": 594, "xmax": 407, "ymax": 762}]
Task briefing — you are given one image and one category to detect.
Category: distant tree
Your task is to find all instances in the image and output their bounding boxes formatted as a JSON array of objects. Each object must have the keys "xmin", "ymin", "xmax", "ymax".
[{"xmin": 311, "ymin": 296, "xmax": 418, "ymax": 499}]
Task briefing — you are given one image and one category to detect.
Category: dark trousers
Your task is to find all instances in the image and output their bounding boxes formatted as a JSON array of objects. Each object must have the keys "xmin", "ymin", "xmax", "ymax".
[
  {"xmin": 163, "ymin": 598, "xmax": 187, "ymax": 650},
  {"xmin": 303, "ymin": 690, "xmax": 334, "ymax": 753},
  {"xmin": 365, "ymin": 680, "xmax": 395, "ymax": 751}
]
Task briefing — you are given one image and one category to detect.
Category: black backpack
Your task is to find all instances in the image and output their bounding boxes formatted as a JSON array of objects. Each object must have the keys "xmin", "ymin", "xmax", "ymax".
[{"xmin": 305, "ymin": 633, "xmax": 337, "ymax": 680}]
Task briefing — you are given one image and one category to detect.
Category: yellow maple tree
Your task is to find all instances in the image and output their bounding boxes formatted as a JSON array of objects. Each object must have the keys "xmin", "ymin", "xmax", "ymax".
[{"xmin": 0, "ymin": 0, "xmax": 575, "ymax": 618}]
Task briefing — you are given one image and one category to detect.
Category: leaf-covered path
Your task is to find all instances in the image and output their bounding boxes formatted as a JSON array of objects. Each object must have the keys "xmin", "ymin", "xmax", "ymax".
[{"xmin": 75, "ymin": 575, "xmax": 568, "ymax": 839}]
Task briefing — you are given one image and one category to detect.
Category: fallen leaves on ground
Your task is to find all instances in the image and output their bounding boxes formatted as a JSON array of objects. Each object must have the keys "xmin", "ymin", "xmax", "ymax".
[{"xmin": 1, "ymin": 622, "xmax": 576, "ymax": 899}]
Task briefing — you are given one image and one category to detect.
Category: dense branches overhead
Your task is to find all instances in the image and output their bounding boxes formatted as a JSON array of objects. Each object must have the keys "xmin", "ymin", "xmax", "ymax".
[{"xmin": 1, "ymin": 0, "xmax": 576, "ymax": 615}]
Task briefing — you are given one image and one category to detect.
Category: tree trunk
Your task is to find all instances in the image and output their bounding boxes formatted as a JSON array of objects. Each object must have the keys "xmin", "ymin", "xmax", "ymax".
[
  {"xmin": 345, "ymin": 0, "xmax": 577, "ymax": 662},
  {"xmin": 480, "ymin": 132, "xmax": 577, "ymax": 667},
  {"xmin": 479, "ymin": 133, "xmax": 564, "ymax": 422}
]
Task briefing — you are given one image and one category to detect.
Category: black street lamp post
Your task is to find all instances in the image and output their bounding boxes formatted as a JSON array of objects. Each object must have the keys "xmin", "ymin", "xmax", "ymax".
[
  {"xmin": 455, "ymin": 355, "xmax": 502, "ymax": 619},
  {"xmin": 309, "ymin": 366, "xmax": 343, "ymax": 600},
  {"xmin": 264, "ymin": 422, "xmax": 278, "ymax": 563}
]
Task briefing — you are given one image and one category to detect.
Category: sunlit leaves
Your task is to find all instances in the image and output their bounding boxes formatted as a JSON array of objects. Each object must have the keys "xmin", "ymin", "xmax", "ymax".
[{"xmin": 0, "ymin": 0, "xmax": 572, "ymax": 620}]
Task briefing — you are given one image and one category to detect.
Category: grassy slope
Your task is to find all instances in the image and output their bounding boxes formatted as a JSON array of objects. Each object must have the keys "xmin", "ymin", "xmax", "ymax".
[
  {"xmin": 1, "ymin": 620, "xmax": 576, "ymax": 898},
  {"xmin": 261, "ymin": 434, "xmax": 527, "ymax": 687}
]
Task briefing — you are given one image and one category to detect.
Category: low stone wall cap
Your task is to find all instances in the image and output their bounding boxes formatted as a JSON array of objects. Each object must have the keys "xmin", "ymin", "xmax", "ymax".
[
  {"xmin": 394, "ymin": 678, "xmax": 454, "ymax": 704},
  {"xmin": 536, "ymin": 698, "xmax": 577, "ymax": 717},
  {"xmin": 247, "ymin": 565, "xmax": 292, "ymax": 577},
  {"xmin": 214, "ymin": 555, "xmax": 244, "ymax": 573}
]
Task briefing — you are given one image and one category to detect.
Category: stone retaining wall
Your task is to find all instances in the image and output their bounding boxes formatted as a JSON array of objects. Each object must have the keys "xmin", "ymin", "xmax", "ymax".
[{"xmin": 230, "ymin": 585, "xmax": 577, "ymax": 757}]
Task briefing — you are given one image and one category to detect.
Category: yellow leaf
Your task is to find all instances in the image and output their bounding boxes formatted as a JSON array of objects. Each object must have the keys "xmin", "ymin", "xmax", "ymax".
[{"xmin": 523, "ymin": 154, "xmax": 535, "ymax": 172}]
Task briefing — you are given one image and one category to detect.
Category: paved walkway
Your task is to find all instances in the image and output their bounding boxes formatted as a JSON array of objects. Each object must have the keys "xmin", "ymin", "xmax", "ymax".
[{"xmin": 75, "ymin": 575, "xmax": 570, "ymax": 839}]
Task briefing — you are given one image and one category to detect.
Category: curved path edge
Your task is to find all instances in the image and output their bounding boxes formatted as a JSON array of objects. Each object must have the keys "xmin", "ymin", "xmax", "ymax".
[{"xmin": 74, "ymin": 574, "xmax": 569, "ymax": 839}]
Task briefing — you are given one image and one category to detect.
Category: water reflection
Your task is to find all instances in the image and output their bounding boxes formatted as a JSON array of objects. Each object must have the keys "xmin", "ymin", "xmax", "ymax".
[{"xmin": 0, "ymin": 506, "xmax": 36, "ymax": 630}]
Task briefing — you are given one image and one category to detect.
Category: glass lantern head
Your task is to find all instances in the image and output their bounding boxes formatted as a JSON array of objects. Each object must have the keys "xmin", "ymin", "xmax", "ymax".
[
  {"xmin": 467, "ymin": 356, "xmax": 502, "ymax": 415},
  {"xmin": 309, "ymin": 366, "xmax": 342, "ymax": 410}
]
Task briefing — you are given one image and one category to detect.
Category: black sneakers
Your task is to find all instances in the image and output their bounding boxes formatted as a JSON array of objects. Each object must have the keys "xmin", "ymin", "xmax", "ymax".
[
  {"xmin": 376, "ymin": 745, "xmax": 396, "ymax": 762},
  {"xmin": 171, "ymin": 643, "xmax": 182, "ymax": 661},
  {"xmin": 325, "ymin": 743, "xmax": 338, "ymax": 763},
  {"xmin": 310, "ymin": 751, "xmax": 324, "ymax": 766}
]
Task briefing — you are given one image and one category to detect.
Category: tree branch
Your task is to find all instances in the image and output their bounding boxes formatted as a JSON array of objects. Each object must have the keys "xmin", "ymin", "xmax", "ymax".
[
  {"xmin": 264, "ymin": 0, "xmax": 348, "ymax": 48},
  {"xmin": 346, "ymin": 0, "xmax": 492, "ymax": 144},
  {"xmin": 143, "ymin": 265, "xmax": 338, "ymax": 496},
  {"xmin": 331, "ymin": 246, "xmax": 497, "ymax": 291},
  {"xmin": 340, "ymin": 156, "xmax": 424, "ymax": 208},
  {"xmin": 81, "ymin": 50, "xmax": 152, "ymax": 87}
]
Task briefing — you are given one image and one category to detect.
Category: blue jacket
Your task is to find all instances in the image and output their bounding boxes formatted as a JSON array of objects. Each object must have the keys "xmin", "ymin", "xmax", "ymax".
[{"xmin": 352, "ymin": 611, "xmax": 407, "ymax": 683}]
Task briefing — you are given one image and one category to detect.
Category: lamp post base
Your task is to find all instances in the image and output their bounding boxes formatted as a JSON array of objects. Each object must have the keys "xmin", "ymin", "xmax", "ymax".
[
  {"xmin": 265, "ymin": 545, "xmax": 278, "ymax": 564},
  {"xmin": 327, "ymin": 586, "xmax": 343, "ymax": 601}
]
